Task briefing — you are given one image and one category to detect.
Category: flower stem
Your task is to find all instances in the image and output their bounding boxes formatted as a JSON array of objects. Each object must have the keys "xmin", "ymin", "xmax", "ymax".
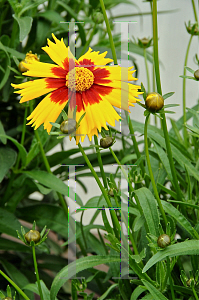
[
  {"xmin": 32, "ymin": 245, "xmax": 44, "ymax": 300},
  {"xmin": 80, "ymin": 24, "xmax": 97, "ymax": 57},
  {"xmin": 166, "ymin": 257, "xmax": 175, "ymax": 300},
  {"xmin": 182, "ymin": 35, "xmax": 193, "ymax": 146},
  {"xmin": 191, "ymin": 0, "xmax": 198, "ymax": 23},
  {"xmin": 94, "ymin": 135, "xmax": 108, "ymax": 189},
  {"xmin": 78, "ymin": 142, "xmax": 121, "ymax": 239},
  {"xmin": 144, "ymin": 48, "xmax": 150, "ymax": 94},
  {"xmin": 144, "ymin": 114, "xmax": 167, "ymax": 227},
  {"xmin": 99, "ymin": 0, "xmax": 117, "ymax": 64},
  {"xmin": 152, "ymin": 0, "xmax": 183, "ymax": 203},
  {"xmin": 0, "ymin": 270, "xmax": 30, "ymax": 300}
]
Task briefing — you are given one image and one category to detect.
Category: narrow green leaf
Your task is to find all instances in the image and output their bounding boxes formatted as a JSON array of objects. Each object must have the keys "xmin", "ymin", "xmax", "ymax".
[
  {"xmin": 50, "ymin": 255, "xmax": 122, "ymax": 300},
  {"xmin": 185, "ymin": 66, "xmax": 195, "ymax": 74},
  {"xmin": 141, "ymin": 280, "xmax": 169, "ymax": 300},
  {"xmin": 0, "ymin": 208, "xmax": 22, "ymax": 237},
  {"xmin": 0, "ymin": 148, "xmax": 17, "ymax": 182},
  {"xmin": 0, "ymin": 121, "xmax": 6, "ymax": 144},
  {"xmin": 162, "ymin": 92, "xmax": 175, "ymax": 100},
  {"xmin": 134, "ymin": 188, "xmax": 160, "ymax": 236},
  {"xmin": 0, "ymin": 41, "xmax": 11, "ymax": 89},
  {"xmin": 13, "ymin": 15, "xmax": 33, "ymax": 41},
  {"xmin": 130, "ymin": 286, "xmax": 147, "ymax": 300},
  {"xmin": 161, "ymin": 200, "xmax": 199, "ymax": 239},
  {"xmin": 98, "ymin": 283, "xmax": 118, "ymax": 300},
  {"xmin": 143, "ymin": 240, "xmax": 199, "ymax": 273}
]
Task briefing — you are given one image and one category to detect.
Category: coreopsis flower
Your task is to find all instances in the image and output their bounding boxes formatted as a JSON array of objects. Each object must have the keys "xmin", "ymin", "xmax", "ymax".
[{"xmin": 12, "ymin": 34, "xmax": 142, "ymax": 144}]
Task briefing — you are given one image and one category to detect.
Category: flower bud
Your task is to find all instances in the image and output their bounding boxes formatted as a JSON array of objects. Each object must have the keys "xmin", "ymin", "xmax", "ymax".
[
  {"xmin": 145, "ymin": 92, "xmax": 164, "ymax": 112},
  {"xmin": 186, "ymin": 278, "xmax": 195, "ymax": 287},
  {"xmin": 108, "ymin": 189, "xmax": 114, "ymax": 197},
  {"xmin": 3, "ymin": 297, "xmax": 13, "ymax": 300},
  {"xmin": 157, "ymin": 234, "xmax": 171, "ymax": 248},
  {"xmin": 194, "ymin": 69, "xmax": 199, "ymax": 80},
  {"xmin": 100, "ymin": 137, "xmax": 114, "ymax": 148},
  {"xmin": 25, "ymin": 230, "xmax": 41, "ymax": 244},
  {"xmin": 18, "ymin": 51, "xmax": 40, "ymax": 73},
  {"xmin": 60, "ymin": 119, "xmax": 76, "ymax": 134},
  {"xmin": 92, "ymin": 11, "xmax": 104, "ymax": 24},
  {"xmin": 138, "ymin": 37, "xmax": 152, "ymax": 48}
]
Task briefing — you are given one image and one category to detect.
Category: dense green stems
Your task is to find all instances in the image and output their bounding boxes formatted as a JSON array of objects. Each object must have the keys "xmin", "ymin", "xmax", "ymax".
[
  {"xmin": 183, "ymin": 35, "xmax": 193, "ymax": 146},
  {"xmin": 144, "ymin": 48, "xmax": 151, "ymax": 94},
  {"xmin": 32, "ymin": 245, "xmax": 44, "ymax": 300},
  {"xmin": 166, "ymin": 257, "xmax": 175, "ymax": 300},
  {"xmin": 99, "ymin": 0, "xmax": 117, "ymax": 64},
  {"xmin": 0, "ymin": 270, "xmax": 30, "ymax": 300},
  {"xmin": 94, "ymin": 135, "xmax": 108, "ymax": 189},
  {"xmin": 152, "ymin": 0, "xmax": 183, "ymax": 203},
  {"xmin": 191, "ymin": 0, "xmax": 198, "ymax": 23},
  {"xmin": 80, "ymin": 24, "xmax": 97, "ymax": 57},
  {"xmin": 144, "ymin": 114, "xmax": 167, "ymax": 227},
  {"xmin": 78, "ymin": 142, "xmax": 121, "ymax": 239}
]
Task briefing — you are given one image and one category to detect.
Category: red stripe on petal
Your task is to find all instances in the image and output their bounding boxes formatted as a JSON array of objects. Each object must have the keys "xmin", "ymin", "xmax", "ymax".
[
  {"xmin": 45, "ymin": 78, "xmax": 66, "ymax": 88},
  {"xmin": 50, "ymin": 87, "xmax": 69, "ymax": 105},
  {"xmin": 93, "ymin": 68, "xmax": 110, "ymax": 78},
  {"xmin": 51, "ymin": 66, "xmax": 67, "ymax": 78},
  {"xmin": 78, "ymin": 59, "xmax": 95, "ymax": 72},
  {"xmin": 63, "ymin": 58, "xmax": 76, "ymax": 72},
  {"xmin": 69, "ymin": 92, "xmax": 84, "ymax": 112},
  {"xmin": 92, "ymin": 84, "xmax": 113, "ymax": 96},
  {"xmin": 82, "ymin": 87, "xmax": 102, "ymax": 106},
  {"xmin": 94, "ymin": 78, "xmax": 112, "ymax": 84}
]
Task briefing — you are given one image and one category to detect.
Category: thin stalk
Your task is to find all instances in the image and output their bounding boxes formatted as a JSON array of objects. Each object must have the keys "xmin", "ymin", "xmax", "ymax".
[
  {"xmin": 0, "ymin": 270, "xmax": 30, "ymax": 300},
  {"xmin": 78, "ymin": 142, "xmax": 121, "ymax": 239},
  {"xmin": 99, "ymin": 0, "xmax": 117, "ymax": 64},
  {"xmin": 166, "ymin": 257, "xmax": 175, "ymax": 300},
  {"xmin": 182, "ymin": 35, "xmax": 193, "ymax": 146},
  {"xmin": 80, "ymin": 24, "xmax": 97, "ymax": 57},
  {"xmin": 94, "ymin": 135, "xmax": 108, "ymax": 189},
  {"xmin": 32, "ymin": 245, "xmax": 44, "ymax": 300},
  {"xmin": 192, "ymin": 286, "xmax": 199, "ymax": 300},
  {"xmin": 125, "ymin": 111, "xmax": 149, "ymax": 186},
  {"xmin": 152, "ymin": 0, "xmax": 183, "ymax": 203},
  {"xmin": 192, "ymin": 0, "xmax": 198, "ymax": 23},
  {"xmin": 144, "ymin": 48, "xmax": 150, "ymax": 93},
  {"xmin": 144, "ymin": 114, "xmax": 167, "ymax": 227}
]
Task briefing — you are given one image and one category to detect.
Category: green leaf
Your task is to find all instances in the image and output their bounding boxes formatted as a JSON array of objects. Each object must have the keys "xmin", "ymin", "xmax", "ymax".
[
  {"xmin": 0, "ymin": 208, "xmax": 22, "ymax": 237},
  {"xmin": 141, "ymin": 280, "xmax": 169, "ymax": 300},
  {"xmin": 0, "ymin": 121, "xmax": 6, "ymax": 144},
  {"xmin": 130, "ymin": 286, "xmax": 147, "ymax": 300},
  {"xmin": 185, "ymin": 66, "xmax": 195, "ymax": 75},
  {"xmin": 162, "ymin": 92, "xmax": 175, "ymax": 100},
  {"xmin": 13, "ymin": 15, "xmax": 33, "ymax": 41},
  {"xmin": 0, "ymin": 258, "xmax": 34, "ymax": 300},
  {"xmin": 161, "ymin": 200, "xmax": 199, "ymax": 239},
  {"xmin": 0, "ymin": 148, "xmax": 17, "ymax": 182},
  {"xmin": 24, "ymin": 280, "xmax": 58, "ymax": 300},
  {"xmin": 98, "ymin": 283, "xmax": 118, "ymax": 300},
  {"xmin": 16, "ymin": 204, "xmax": 68, "ymax": 238},
  {"xmin": 0, "ymin": 41, "xmax": 11, "ymax": 90},
  {"xmin": 153, "ymin": 142, "xmax": 172, "ymax": 181},
  {"xmin": 143, "ymin": 240, "xmax": 199, "ymax": 273},
  {"xmin": 50, "ymin": 255, "xmax": 122, "ymax": 300},
  {"xmin": 134, "ymin": 188, "xmax": 160, "ymax": 236},
  {"xmin": 0, "ymin": 134, "xmax": 27, "ymax": 166},
  {"xmin": 0, "ymin": 237, "xmax": 31, "ymax": 252}
]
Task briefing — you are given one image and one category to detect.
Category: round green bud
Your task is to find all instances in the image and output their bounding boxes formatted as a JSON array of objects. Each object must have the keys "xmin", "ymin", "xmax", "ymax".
[
  {"xmin": 157, "ymin": 234, "xmax": 171, "ymax": 248},
  {"xmin": 145, "ymin": 92, "xmax": 164, "ymax": 112},
  {"xmin": 92, "ymin": 11, "xmax": 104, "ymax": 24},
  {"xmin": 25, "ymin": 230, "xmax": 41, "ymax": 244},
  {"xmin": 60, "ymin": 119, "xmax": 76, "ymax": 134},
  {"xmin": 100, "ymin": 137, "xmax": 114, "ymax": 148},
  {"xmin": 194, "ymin": 69, "xmax": 199, "ymax": 80}
]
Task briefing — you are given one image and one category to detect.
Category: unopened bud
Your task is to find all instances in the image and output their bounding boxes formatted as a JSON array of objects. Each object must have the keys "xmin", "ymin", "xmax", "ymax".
[
  {"xmin": 145, "ymin": 92, "xmax": 164, "ymax": 112},
  {"xmin": 25, "ymin": 230, "xmax": 41, "ymax": 244},
  {"xmin": 157, "ymin": 234, "xmax": 171, "ymax": 248}
]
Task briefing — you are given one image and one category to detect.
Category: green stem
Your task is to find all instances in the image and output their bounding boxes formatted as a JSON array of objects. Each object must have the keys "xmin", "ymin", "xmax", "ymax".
[
  {"xmin": 125, "ymin": 111, "xmax": 149, "ymax": 186},
  {"xmin": 99, "ymin": 0, "xmax": 117, "ymax": 64},
  {"xmin": 80, "ymin": 24, "xmax": 97, "ymax": 57},
  {"xmin": 32, "ymin": 245, "xmax": 44, "ymax": 300},
  {"xmin": 182, "ymin": 35, "xmax": 193, "ymax": 146},
  {"xmin": 78, "ymin": 143, "xmax": 121, "ymax": 239},
  {"xmin": 191, "ymin": 0, "xmax": 198, "ymax": 23},
  {"xmin": 144, "ymin": 48, "xmax": 150, "ymax": 93},
  {"xmin": 192, "ymin": 285, "xmax": 199, "ymax": 300},
  {"xmin": 94, "ymin": 135, "xmax": 108, "ymax": 189},
  {"xmin": 166, "ymin": 257, "xmax": 175, "ymax": 300},
  {"xmin": 152, "ymin": 0, "xmax": 183, "ymax": 203},
  {"xmin": 144, "ymin": 114, "xmax": 167, "ymax": 227},
  {"xmin": 0, "ymin": 270, "xmax": 30, "ymax": 300}
]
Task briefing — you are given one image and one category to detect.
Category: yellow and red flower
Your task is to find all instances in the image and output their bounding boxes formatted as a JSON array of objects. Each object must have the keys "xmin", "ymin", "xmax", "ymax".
[{"xmin": 12, "ymin": 34, "xmax": 142, "ymax": 144}]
